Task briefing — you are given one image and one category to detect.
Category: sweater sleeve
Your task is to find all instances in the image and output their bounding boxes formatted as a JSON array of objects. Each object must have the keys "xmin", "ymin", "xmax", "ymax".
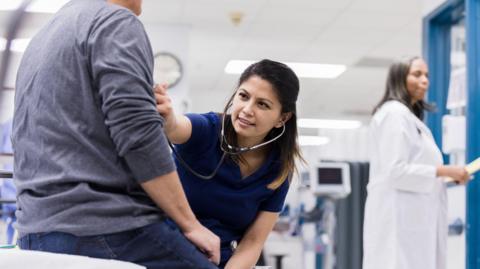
[{"xmin": 88, "ymin": 10, "xmax": 175, "ymax": 182}]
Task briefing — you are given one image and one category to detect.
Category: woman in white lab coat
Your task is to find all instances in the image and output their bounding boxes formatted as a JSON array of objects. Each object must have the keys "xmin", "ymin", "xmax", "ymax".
[{"xmin": 362, "ymin": 57, "xmax": 469, "ymax": 269}]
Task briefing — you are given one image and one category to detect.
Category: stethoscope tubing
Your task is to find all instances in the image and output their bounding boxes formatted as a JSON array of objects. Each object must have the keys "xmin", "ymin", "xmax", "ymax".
[{"xmin": 168, "ymin": 114, "xmax": 285, "ymax": 180}]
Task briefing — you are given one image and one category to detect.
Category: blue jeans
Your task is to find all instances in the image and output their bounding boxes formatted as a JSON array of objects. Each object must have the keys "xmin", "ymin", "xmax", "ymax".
[{"xmin": 17, "ymin": 220, "xmax": 218, "ymax": 269}]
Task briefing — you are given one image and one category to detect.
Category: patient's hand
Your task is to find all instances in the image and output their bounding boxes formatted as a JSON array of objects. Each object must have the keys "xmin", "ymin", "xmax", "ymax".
[{"xmin": 184, "ymin": 223, "xmax": 221, "ymax": 265}]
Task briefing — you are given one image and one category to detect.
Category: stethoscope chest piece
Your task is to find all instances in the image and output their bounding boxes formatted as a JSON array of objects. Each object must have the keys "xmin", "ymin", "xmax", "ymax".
[{"xmin": 230, "ymin": 240, "xmax": 238, "ymax": 252}]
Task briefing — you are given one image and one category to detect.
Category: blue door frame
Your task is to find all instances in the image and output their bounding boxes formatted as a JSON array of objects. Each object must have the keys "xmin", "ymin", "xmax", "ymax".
[
  {"xmin": 423, "ymin": 1, "xmax": 480, "ymax": 268},
  {"xmin": 423, "ymin": 0, "xmax": 464, "ymax": 162},
  {"xmin": 465, "ymin": 1, "xmax": 480, "ymax": 268}
]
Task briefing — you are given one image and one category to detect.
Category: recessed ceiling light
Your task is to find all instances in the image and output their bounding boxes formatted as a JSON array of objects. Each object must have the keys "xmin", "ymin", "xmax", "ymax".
[
  {"xmin": 0, "ymin": 0, "xmax": 70, "ymax": 13},
  {"xmin": 299, "ymin": 136, "xmax": 330, "ymax": 146},
  {"xmin": 0, "ymin": 2, "xmax": 20, "ymax": 11},
  {"xmin": 298, "ymin": 118, "xmax": 362, "ymax": 129},
  {"xmin": 225, "ymin": 60, "xmax": 346, "ymax": 79}
]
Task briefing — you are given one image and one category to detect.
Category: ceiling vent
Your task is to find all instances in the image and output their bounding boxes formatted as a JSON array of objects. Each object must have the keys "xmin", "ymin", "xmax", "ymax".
[{"xmin": 354, "ymin": 57, "xmax": 394, "ymax": 68}]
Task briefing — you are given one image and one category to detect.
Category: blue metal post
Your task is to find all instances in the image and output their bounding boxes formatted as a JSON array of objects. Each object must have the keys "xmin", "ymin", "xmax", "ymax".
[
  {"xmin": 423, "ymin": 17, "xmax": 451, "ymax": 154},
  {"xmin": 466, "ymin": 0, "xmax": 480, "ymax": 268}
]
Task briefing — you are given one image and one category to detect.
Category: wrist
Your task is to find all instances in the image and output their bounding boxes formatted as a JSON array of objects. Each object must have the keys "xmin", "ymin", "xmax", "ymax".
[
  {"xmin": 178, "ymin": 217, "xmax": 202, "ymax": 234},
  {"xmin": 164, "ymin": 115, "xmax": 178, "ymax": 136},
  {"xmin": 436, "ymin": 165, "xmax": 447, "ymax": 177}
]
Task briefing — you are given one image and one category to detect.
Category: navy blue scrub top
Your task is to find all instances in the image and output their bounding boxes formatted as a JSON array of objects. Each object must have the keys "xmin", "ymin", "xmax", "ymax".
[{"xmin": 174, "ymin": 112, "xmax": 290, "ymax": 266}]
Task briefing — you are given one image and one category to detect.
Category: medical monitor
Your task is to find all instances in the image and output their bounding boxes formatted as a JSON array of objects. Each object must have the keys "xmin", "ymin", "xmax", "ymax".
[{"xmin": 310, "ymin": 162, "xmax": 351, "ymax": 198}]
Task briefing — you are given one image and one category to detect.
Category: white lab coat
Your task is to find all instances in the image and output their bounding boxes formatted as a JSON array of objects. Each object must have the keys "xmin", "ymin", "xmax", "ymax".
[{"xmin": 363, "ymin": 101, "xmax": 447, "ymax": 269}]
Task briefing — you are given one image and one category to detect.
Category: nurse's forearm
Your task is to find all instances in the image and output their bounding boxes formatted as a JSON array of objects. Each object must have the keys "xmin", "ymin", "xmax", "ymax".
[
  {"xmin": 224, "ymin": 239, "xmax": 264, "ymax": 269},
  {"xmin": 165, "ymin": 115, "xmax": 192, "ymax": 144}
]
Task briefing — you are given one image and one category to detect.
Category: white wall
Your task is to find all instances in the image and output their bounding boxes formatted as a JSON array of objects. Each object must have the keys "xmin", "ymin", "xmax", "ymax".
[
  {"xmin": 423, "ymin": 0, "xmax": 448, "ymax": 15},
  {"xmin": 302, "ymin": 126, "xmax": 370, "ymax": 164},
  {"xmin": 3, "ymin": 53, "xmax": 22, "ymax": 89},
  {"xmin": 144, "ymin": 24, "xmax": 191, "ymax": 114},
  {"xmin": 0, "ymin": 90, "xmax": 14, "ymax": 124}
]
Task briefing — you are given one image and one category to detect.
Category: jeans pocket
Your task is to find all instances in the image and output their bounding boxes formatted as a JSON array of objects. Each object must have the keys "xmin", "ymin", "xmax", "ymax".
[{"xmin": 92, "ymin": 236, "xmax": 117, "ymax": 259}]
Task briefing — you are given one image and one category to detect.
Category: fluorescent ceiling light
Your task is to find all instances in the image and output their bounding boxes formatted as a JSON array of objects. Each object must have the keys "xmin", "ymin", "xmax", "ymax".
[
  {"xmin": 225, "ymin": 60, "xmax": 346, "ymax": 79},
  {"xmin": 0, "ymin": 0, "xmax": 70, "ymax": 13},
  {"xmin": 0, "ymin": 38, "xmax": 31, "ymax": 53},
  {"xmin": 299, "ymin": 136, "xmax": 330, "ymax": 146},
  {"xmin": 298, "ymin": 118, "xmax": 362, "ymax": 129},
  {"xmin": 0, "ymin": 2, "xmax": 21, "ymax": 11}
]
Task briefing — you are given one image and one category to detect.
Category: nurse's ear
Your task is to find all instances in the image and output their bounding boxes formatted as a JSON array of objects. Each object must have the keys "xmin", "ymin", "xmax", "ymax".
[{"xmin": 275, "ymin": 112, "xmax": 292, "ymax": 128}]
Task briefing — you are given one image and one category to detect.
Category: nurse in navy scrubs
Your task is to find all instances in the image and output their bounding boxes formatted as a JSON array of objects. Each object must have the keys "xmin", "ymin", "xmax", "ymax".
[{"xmin": 154, "ymin": 59, "xmax": 302, "ymax": 269}]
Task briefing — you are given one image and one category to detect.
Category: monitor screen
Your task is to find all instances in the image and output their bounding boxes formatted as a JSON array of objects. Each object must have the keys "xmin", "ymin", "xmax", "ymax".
[{"xmin": 317, "ymin": 167, "xmax": 343, "ymax": 185}]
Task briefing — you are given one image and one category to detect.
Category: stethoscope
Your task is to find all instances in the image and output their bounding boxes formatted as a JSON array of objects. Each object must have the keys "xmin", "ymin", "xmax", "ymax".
[{"xmin": 168, "ymin": 114, "xmax": 285, "ymax": 180}]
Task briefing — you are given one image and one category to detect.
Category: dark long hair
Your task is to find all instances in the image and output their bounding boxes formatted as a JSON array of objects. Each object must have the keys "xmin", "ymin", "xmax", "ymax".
[
  {"xmin": 373, "ymin": 56, "xmax": 434, "ymax": 119},
  {"xmin": 222, "ymin": 59, "xmax": 303, "ymax": 189}
]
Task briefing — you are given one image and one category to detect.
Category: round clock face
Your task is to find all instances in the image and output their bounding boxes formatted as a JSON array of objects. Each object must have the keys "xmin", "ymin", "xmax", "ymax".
[{"xmin": 153, "ymin": 52, "xmax": 183, "ymax": 88}]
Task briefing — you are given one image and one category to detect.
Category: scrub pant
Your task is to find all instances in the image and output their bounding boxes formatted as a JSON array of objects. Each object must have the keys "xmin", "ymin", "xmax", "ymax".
[{"xmin": 17, "ymin": 220, "xmax": 218, "ymax": 269}]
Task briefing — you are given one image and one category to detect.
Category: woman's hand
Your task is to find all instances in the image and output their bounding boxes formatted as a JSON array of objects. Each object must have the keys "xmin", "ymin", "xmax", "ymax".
[
  {"xmin": 153, "ymin": 84, "xmax": 192, "ymax": 144},
  {"xmin": 437, "ymin": 165, "xmax": 470, "ymax": 184},
  {"xmin": 154, "ymin": 84, "xmax": 177, "ymax": 134}
]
